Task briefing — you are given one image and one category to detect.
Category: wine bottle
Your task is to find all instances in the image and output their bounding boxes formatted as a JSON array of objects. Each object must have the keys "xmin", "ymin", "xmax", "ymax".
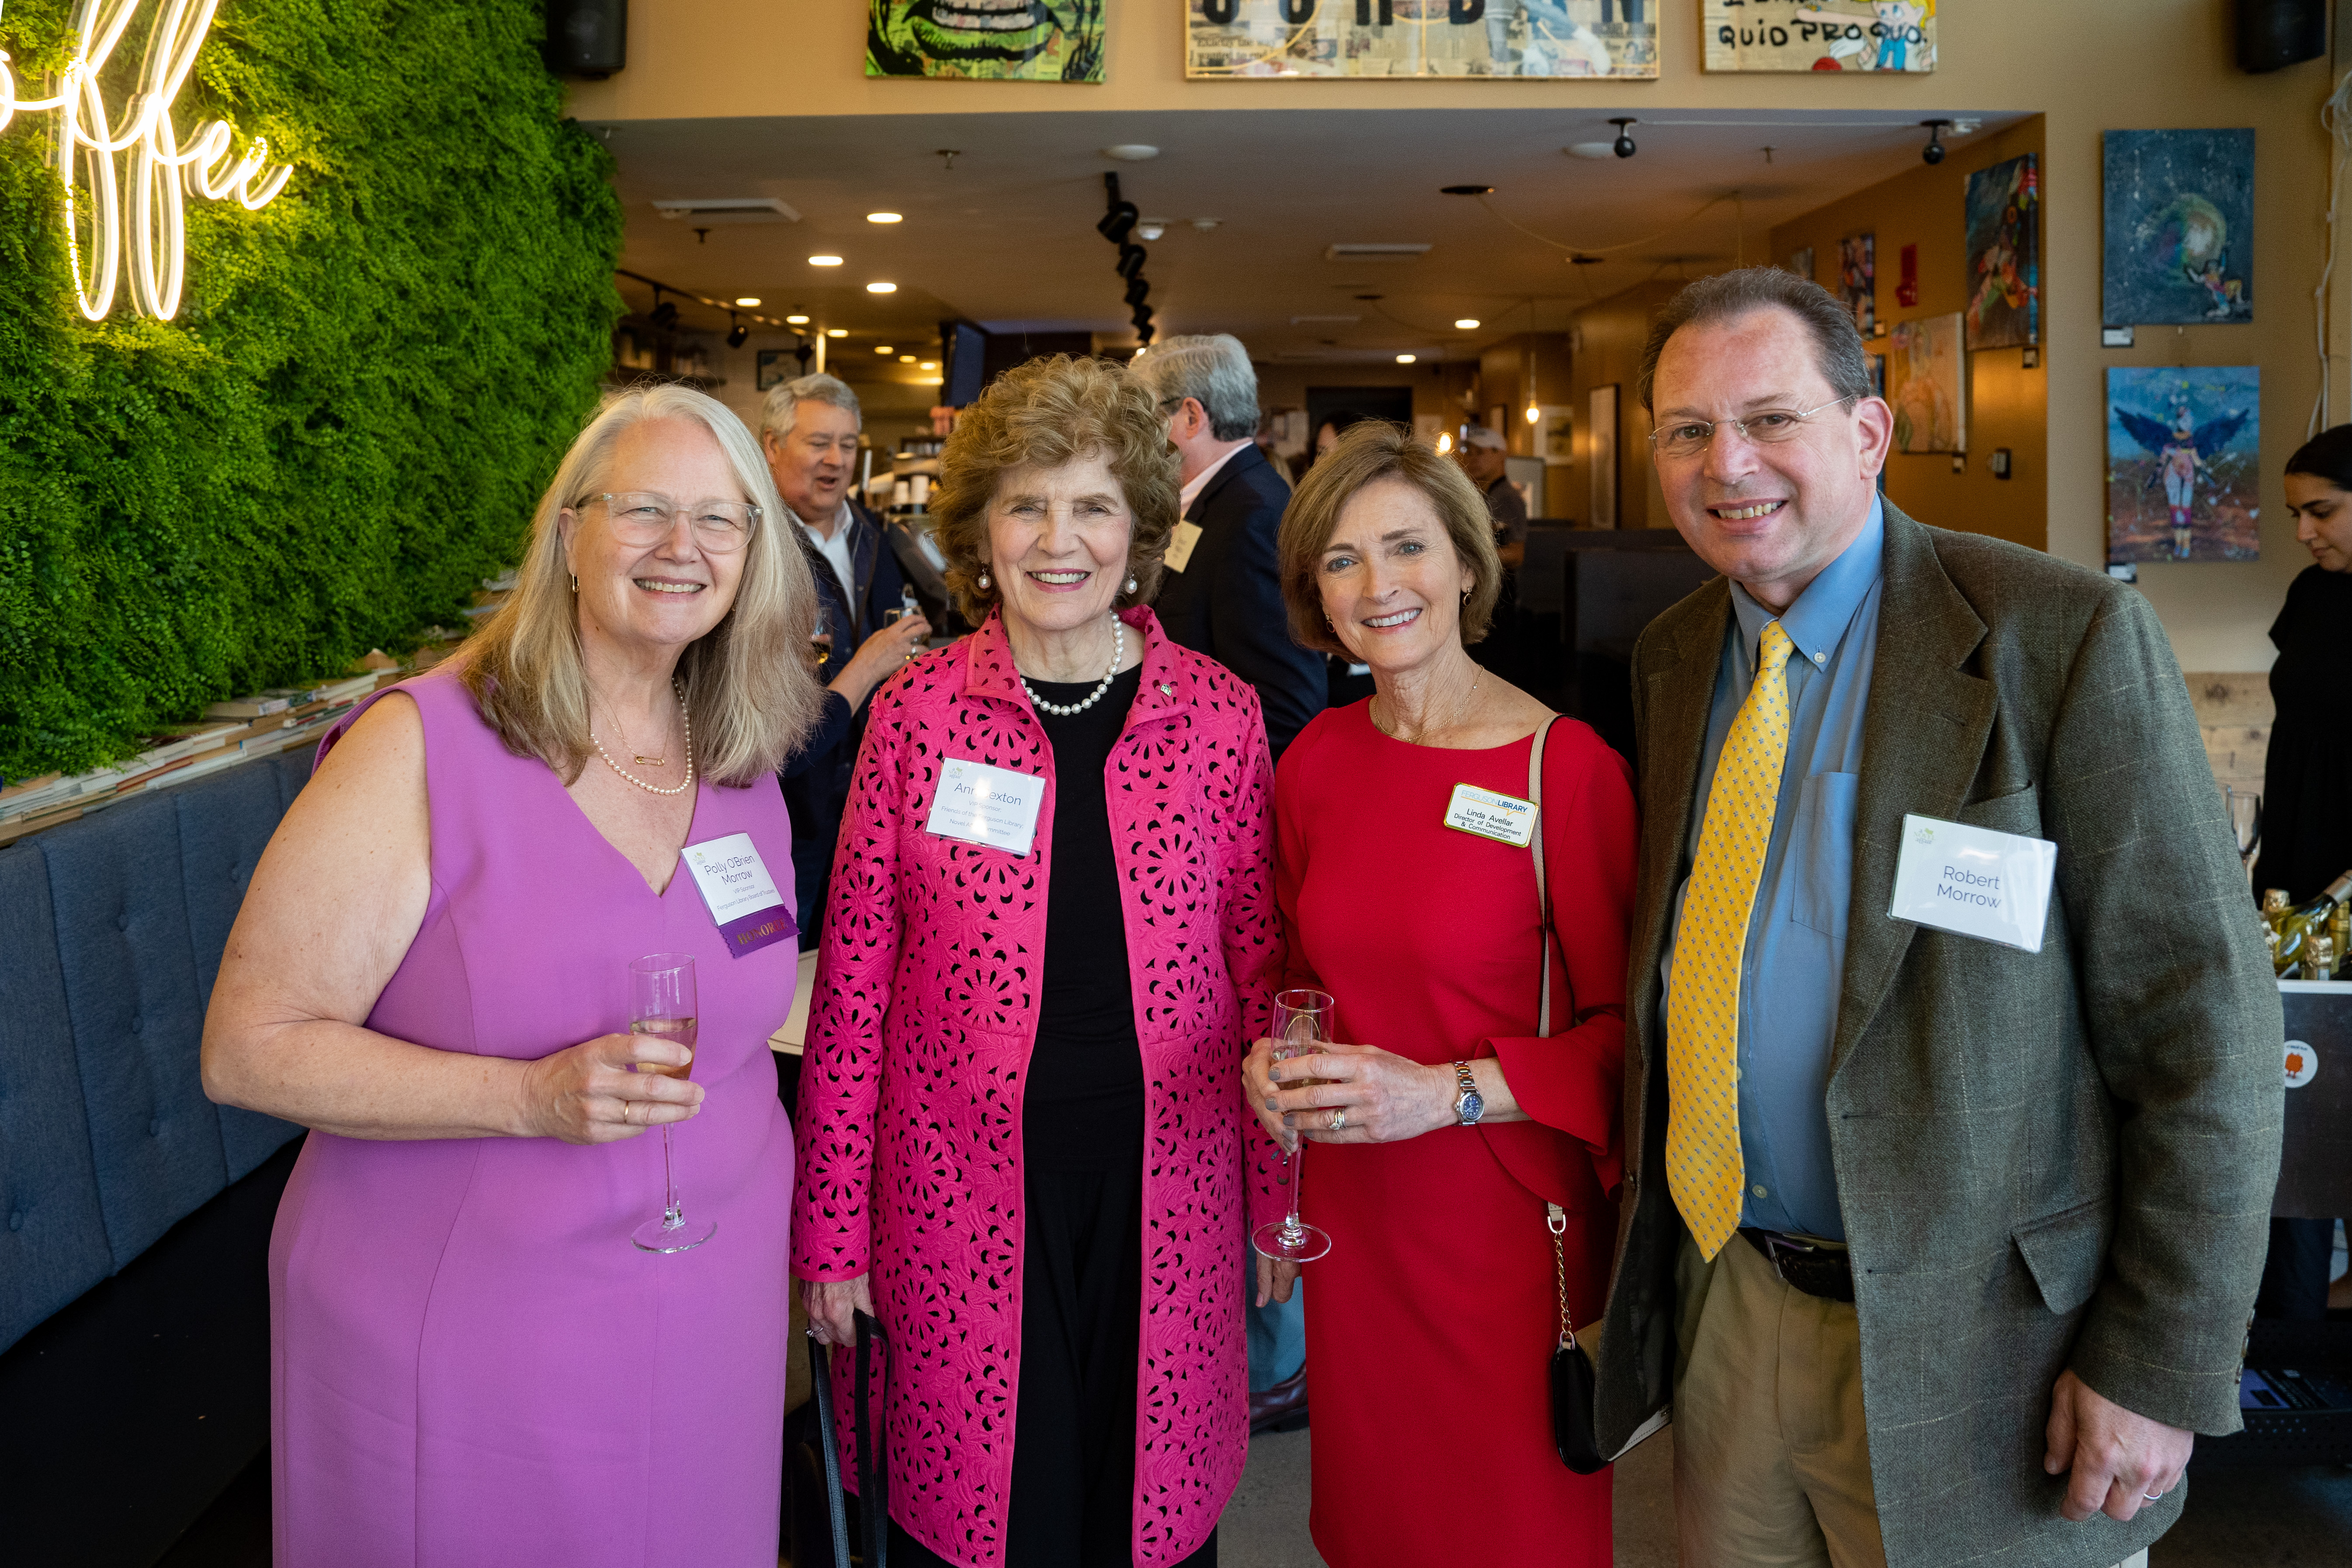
[
  {"xmin": 2331, "ymin": 902, "xmax": 2351, "ymax": 977},
  {"xmin": 2308, "ymin": 933, "xmax": 2339, "ymax": 982},
  {"xmin": 2261, "ymin": 888, "xmax": 2292, "ymax": 931},
  {"xmin": 2273, "ymin": 871, "xmax": 2352, "ymax": 977}
]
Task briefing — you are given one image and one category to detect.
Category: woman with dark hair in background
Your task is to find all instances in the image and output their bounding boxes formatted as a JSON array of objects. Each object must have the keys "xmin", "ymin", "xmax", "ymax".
[{"xmin": 2254, "ymin": 423, "xmax": 2352, "ymax": 1317}]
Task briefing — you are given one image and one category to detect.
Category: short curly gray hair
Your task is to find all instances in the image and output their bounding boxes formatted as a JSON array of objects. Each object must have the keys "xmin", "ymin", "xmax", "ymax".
[{"xmin": 1132, "ymin": 333, "xmax": 1259, "ymax": 442}]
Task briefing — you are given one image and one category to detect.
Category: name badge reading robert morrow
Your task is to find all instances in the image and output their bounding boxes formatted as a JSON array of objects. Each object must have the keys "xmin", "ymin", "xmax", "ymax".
[
  {"xmin": 681, "ymin": 832, "xmax": 797, "ymax": 957},
  {"xmin": 1887, "ymin": 812, "xmax": 2057, "ymax": 954},
  {"xmin": 1443, "ymin": 783, "xmax": 1538, "ymax": 847},
  {"xmin": 926, "ymin": 757, "xmax": 1045, "ymax": 856}
]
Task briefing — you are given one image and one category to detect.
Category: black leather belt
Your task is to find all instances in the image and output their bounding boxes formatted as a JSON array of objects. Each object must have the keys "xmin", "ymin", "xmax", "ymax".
[{"xmin": 1741, "ymin": 1228, "xmax": 1856, "ymax": 1303}]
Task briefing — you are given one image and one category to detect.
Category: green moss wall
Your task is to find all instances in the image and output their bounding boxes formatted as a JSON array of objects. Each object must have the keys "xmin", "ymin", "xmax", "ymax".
[{"xmin": 0, "ymin": 0, "xmax": 621, "ymax": 778}]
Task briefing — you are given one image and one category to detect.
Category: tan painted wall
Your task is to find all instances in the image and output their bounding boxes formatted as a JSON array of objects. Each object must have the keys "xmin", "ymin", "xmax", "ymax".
[
  {"xmin": 576, "ymin": 0, "xmax": 2342, "ymax": 670},
  {"xmin": 1560, "ymin": 279, "xmax": 1685, "ymax": 531},
  {"xmin": 1769, "ymin": 116, "xmax": 2048, "ymax": 551}
]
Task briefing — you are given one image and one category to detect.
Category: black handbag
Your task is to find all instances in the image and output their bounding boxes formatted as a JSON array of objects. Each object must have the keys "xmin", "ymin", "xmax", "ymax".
[
  {"xmin": 808, "ymin": 1309, "xmax": 892, "ymax": 1568},
  {"xmin": 1525, "ymin": 718, "xmax": 1610, "ymax": 1476}
]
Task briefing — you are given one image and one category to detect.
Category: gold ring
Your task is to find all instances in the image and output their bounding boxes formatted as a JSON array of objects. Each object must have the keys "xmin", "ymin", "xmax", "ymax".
[{"xmin": 621, "ymin": 1100, "xmax": 632, "ymax": 1125}]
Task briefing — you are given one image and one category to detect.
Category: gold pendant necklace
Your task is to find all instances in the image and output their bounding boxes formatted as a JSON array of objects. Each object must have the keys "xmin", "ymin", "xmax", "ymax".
[{"xmin": 590, "ymin": 683, "xmax": 694, "ymax": 797}]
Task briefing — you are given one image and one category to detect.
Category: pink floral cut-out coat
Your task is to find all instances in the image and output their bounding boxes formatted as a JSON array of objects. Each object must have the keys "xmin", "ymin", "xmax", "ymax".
[{"xmin": 793, "ymin": 607, "xmax": 1287, "ymax": 1568}]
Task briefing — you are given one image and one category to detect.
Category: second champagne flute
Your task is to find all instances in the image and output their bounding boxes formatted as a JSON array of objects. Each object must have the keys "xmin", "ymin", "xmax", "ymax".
[
  {"xmin": 628, "ymin": 952, "xmax": 716, "ymax": 1254},
  {"xmin": 1253, "ymin": 987, "xmax": 1335, "ymax": 1264}
]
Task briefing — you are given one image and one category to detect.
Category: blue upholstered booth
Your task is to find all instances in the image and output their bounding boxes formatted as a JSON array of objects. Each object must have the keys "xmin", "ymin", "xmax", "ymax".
[{"xmin": 0, "ymin": 750, "xmax": 312, "ymax": 1353}]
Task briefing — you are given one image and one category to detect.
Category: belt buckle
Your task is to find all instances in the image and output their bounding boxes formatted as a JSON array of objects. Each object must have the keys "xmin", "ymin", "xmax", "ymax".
[{"xmin": 1761, "ymin": 1231, "xmax": 1816, "ymax": 1282}]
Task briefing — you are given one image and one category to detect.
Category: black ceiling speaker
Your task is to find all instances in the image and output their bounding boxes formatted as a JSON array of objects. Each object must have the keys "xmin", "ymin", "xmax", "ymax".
[
  {"xmin": 2237, "ymin": 0, "xmax": 2324, "ymax": 73},
  {"xmin": 547, "ymin": 0, "xmax": 627, "ymax": 79}
]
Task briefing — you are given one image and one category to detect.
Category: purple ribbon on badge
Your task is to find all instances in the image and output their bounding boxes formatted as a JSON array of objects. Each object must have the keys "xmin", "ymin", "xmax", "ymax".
[{"xmin": 718, "ymin": 903, "xmax": 797, "ymax": 957}]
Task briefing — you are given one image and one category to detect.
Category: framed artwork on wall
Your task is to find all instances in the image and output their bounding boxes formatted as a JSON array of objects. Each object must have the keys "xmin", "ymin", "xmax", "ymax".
[
  {"xmin": 2102, "ymin": 129, "xmax": 2254, "ymax": 325},
  {"xmin": 755, "ymin": 350, "xmax": 795, "ymax": 392},
  {"xmin": 1703, "ymin": 0, "xmax": 1936, "ymax": 73},
  {"xmin": 1964, "ymin": 154, "xmax": 2041, "ymax": 349},
  {"xmin": 1536, "ymin": 405, "xmax": 1575, "ymax": 465},
  {"xmin": 1185, "ymin": 0, "xmax": 1659, "ymax": 79},
  {"xmin": 2105, "ymin": 366, "xmax": 2258, "ymax": 562},
  {"xmin": 1588, "ymin": 383, "xmax": 1619, "ymax": 529},
  {"xmin": 1887, "ymin": 313, "xmax": 1965, "ymax": 454},
  {"xmin": 1839, "ymin": 233, "xmax": 1876, "ymax": 334},
  {"xmin": 869, "ymin": 0, "xmax": 1104, "ymax": 80},
  {"xmin": 1787, "ymin": 245, "xmax": 1816, "ymax": 282}
]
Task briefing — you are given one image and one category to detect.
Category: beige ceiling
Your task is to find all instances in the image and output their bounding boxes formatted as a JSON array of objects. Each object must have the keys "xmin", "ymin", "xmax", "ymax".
[{"xmin": 594, "ymin": 106, "xmax": 2024, "ymax": 379}]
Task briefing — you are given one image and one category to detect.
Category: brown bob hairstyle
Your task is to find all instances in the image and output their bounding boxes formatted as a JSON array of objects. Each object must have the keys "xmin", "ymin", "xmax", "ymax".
[
  {"xmin": 1276, "ymin": 420, "xmax": 1502, "ymax": 656},
  {"xmin": 929, "ymin": 354, "xmax": 1182, "ymax": 624}
]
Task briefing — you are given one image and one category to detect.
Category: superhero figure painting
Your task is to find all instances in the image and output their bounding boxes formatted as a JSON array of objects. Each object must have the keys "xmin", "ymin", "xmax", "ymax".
[{"xmin": 2106, "ymin": 367, "xmax": 2259, "ymax": 563}]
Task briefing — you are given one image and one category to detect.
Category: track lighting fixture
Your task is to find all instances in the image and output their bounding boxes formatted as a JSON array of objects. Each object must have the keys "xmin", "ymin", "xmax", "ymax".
[
  {"xmin": 1610, "ymin": 119, "xmax": 1637, "ymax": 159},
  {"xmin": 1920, "ymin": 119, "xmax": 1950, "ymax": 166},
  {"xmin": 726, "ymin": 315, "xmax": 749, "ymax": 348},
  {"xmin": 1100, "ymin": 173, "xmax": 1155, "ymax": 347}
]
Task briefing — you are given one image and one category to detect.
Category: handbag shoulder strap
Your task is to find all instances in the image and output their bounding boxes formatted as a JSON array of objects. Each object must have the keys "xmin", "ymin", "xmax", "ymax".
[
  {"xmin": 809, "ymin": 1337, "xmax": 853, "ymax": 1568},
  {"xmin": 1528, "ymin": 714, "xmax": 1561, "ymax": 1039}
]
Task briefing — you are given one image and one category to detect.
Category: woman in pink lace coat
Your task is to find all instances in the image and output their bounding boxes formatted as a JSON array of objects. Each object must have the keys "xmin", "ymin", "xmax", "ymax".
[{"xmin": 793, "ymin": 356, "xmax": 1285, "ymax": 1568}]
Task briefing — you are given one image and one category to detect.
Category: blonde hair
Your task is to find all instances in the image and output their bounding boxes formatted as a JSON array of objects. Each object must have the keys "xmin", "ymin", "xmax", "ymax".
[
  {"xmin": 461, "ymin": 385, "xmax": 825, "ymax": 786},
  {"xmin": 1276, "ymin": 420, "xmax": 1502, "ymax": 656},
  {"xmin": 929, "ymin": 355, "xmax": 1180, "ymax": 624}
]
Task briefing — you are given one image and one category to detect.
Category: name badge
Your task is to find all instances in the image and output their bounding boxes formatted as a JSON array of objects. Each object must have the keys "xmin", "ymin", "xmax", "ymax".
[
  {"xmin": 1443, "ymin": 782, "xmax": 1538, "ymax": 847},
  {"xmin": 925, "ymin": 757, "xmax": 1045, "ymax": 856},
  {"xmin": 1163, "ymin": 520, "xmax": 1203, "ymax": 573},
  {"xmin": 681, "ymin": 832, "xmax": 798, "ymax": 957},
  {"xmin": 1887, "ymin": 812, "xmax": 2057, "ymax": 953}
]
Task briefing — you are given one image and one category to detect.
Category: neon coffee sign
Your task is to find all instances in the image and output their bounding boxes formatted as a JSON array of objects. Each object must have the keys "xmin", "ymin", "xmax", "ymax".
[{"xmin": 0, "ymin": 0, "xmax": 293, "ymax": 321}]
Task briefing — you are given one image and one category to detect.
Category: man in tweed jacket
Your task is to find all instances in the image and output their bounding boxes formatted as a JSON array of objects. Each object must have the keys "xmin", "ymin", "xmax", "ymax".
[{"xmin": 1590, "ymin": 268, "xmax": 2282, "ymax": 1568}]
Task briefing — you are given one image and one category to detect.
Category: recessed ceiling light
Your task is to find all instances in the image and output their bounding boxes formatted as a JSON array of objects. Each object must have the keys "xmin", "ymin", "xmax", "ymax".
[
  {"xmin": 865, "ymin": 281, "xmax": 897, "ymax": 293},
  {"xmin": 1103, "ymin": 144, "xmax": 1159, "ymax": 161},
  {"xmin": 1396, "ymin": 354, "xmax": 1417, "ymax": 364},
  {"xmin": 785, "ymin": 313, "xmax": 810, "ymax": 324},
  {"xmin": 875, "ymin": 345, "xmax": 893, "ymax": 354},
  {"xmin": 827, "ymin": 328, "xmax": 846, "ymax": 338},
  {"xmin": 920, "ymin": 361, "xmax": 938, "ymax": 369},
  {"xmin": 899, "ymin": 354, "xmax": 916, "ymax": 362},
  {"xmin": 867, "ymin": 212, "xmax": 902, "ymax": 224},
  {"xmin": 1138, "ymin": 222, "xmax": 1166, "ymax": 242},
  {"xmin": 734, "ymin": 296, "xmax": 761, "ymax": 307},
  {"xmin": 1454, "ymin": 318, "xmax": 1480, "ymax": 330},
  {"xmin": 809, "ymin": 255, "xmax": 843, "ymax": 266}
]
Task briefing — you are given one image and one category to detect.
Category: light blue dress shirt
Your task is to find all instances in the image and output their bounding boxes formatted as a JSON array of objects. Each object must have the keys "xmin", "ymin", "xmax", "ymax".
[{"xmin": 1664, "ymin": 497, "xmax": 1885, "ymax": 1241}]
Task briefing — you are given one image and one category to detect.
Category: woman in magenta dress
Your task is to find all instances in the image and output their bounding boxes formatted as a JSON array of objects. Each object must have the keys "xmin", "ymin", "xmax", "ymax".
[
  {"xmin": 1245, "ymin": 423, "xmax": 1637, "ymax": 1566},
  {"xmin": 201, "ymin": 385, "xmax": 826, "ymax": 1566}
]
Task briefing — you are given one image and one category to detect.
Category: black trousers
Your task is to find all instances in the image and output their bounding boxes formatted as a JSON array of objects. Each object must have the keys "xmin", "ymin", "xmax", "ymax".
[
  {"xmin": 887, "ymin": 1157, "xmax": 1217, "ymax": 1568},
  {"xmin": 2255, "ymin": 1216, "xmax": 2339, "ymax": 1319}
]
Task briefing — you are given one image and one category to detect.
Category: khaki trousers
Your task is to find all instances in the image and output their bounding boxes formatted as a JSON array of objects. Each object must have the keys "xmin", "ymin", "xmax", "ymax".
[{"xmin": 1672, "ymin": 1233, "xmax": 2149, "ymax": 1568}]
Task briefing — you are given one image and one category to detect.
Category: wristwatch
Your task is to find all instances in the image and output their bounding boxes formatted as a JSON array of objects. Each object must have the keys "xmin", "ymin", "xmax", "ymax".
[{"xmin": 1451, "ymin": 1061, "xmax": 1485, "ymax": 1127}]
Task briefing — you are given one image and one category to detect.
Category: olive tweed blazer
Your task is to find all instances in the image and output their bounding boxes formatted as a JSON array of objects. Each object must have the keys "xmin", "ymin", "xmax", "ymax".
[{"xmin": 1592, "ymin": 503, "xmax": 2284, "ymax": 1568}]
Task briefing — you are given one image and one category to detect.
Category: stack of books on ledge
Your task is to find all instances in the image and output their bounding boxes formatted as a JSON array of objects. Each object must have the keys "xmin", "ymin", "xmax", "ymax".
[{"xmin": 0, "ymin": 654, "xmax": 427, "ymax": 847}]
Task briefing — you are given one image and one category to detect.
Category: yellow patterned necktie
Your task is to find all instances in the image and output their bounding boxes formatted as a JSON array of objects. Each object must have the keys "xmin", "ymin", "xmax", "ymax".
[{"xmin": 1667, "ymin": 619, "xmax": 1796, "ymax": 1261}]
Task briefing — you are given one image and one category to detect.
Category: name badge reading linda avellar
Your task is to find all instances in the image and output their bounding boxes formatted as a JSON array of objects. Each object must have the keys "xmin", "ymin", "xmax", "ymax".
[
  {"xmin": 1887, "ymin": 812, "xmax": 2057, "ymax": 954},
  {"xmin": 1442, "ymin": 782, "xmax": 1539, "ymax": 848},
  {"xmin": 925, "ymin": 757, "xmax": 1046, "ymax": 856},
  {"xmin": 681, "ymin": 832, "xmax": 797, "ymax": 957}
]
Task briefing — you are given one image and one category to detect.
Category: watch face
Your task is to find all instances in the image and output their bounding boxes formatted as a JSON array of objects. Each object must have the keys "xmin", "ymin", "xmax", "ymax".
[{"xmin": 1460, "ymin": 1091, "xmax": 1485, "ymax": 1124}]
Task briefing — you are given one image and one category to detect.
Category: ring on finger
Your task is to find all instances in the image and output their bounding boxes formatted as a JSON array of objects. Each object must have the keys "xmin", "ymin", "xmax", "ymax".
[
  {"xmin": 1329, "ymin": 1107, "xmax": 1346, "ymax": 1131},
  {"xmin": 620, "ymin": 1100, "xmax": 633, "ymax": 1126}
]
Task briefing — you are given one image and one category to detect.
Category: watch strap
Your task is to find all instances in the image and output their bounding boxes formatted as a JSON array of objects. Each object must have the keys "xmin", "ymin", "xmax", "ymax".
[{"xmin": 1453, "ymin": 1060, "xmax": 1480, "ymax": 1125}]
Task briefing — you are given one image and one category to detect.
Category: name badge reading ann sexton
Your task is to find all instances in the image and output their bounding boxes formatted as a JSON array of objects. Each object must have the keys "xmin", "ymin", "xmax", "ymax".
[
  {"xmin": 1887, "ymin": 812, "xmax": 2057, "ymax": 954},
  {"xmin": 681, "ymin": 833, "xmax": 797, "ymax": 957},
  {"xmin": 1443, "ymin": 783, "xmax": 1539, "ymax": 848},
  {"xmin": 925, "ymin": 757, "xmax": 1046, "ymax": 856}
]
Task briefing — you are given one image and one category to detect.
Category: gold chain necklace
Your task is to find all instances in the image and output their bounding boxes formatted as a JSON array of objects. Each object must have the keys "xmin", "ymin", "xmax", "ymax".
[{"xmin": 591, "ymin": 682, "xmax": 694, "ymax": 797}]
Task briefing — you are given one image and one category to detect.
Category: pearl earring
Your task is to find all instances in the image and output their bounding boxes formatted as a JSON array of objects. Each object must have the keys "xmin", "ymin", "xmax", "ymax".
[
  {"xmin": 978, "ymin": 571, "xmax": 991, "ymax": 590},
  {"xmin": 1126, "ymin": 574, "xmax": 1138, "ymax": 594}
]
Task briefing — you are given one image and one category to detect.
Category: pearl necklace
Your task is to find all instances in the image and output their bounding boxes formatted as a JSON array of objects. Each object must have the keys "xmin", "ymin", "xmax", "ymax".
[
  {"xmin": 1020, "ymin": 618, "xmax": 1125, "ymax": 717},
  {"xmin": 591, "ymin": 682, "xmax": 695, "ymax": 796}
]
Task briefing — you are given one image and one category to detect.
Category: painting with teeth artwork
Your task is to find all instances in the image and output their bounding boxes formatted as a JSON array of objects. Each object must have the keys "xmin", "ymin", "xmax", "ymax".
[{"xmin": 868, "ymin": 0, "xmax": 1105, "ymax": 80}]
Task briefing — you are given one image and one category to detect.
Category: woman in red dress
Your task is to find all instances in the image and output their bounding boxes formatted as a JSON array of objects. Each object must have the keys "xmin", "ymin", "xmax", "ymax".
[{"xmin": 1245, "ymin": 422, "xmax": 1637, "ymax": 1566}]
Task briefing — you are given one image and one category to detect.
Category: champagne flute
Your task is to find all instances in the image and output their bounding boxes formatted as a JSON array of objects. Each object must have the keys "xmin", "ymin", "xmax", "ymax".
[
  {"xmin": 628, "ymin": 953, "xmax": 716, "ymax": 1254},
  {"xmin": 1253, "ymin": 988, "xmax": 1335, "ymax": 1265},
  {"xmin": 2225, "ymin": 786, "xmax": 2262, "ymax": 885}
]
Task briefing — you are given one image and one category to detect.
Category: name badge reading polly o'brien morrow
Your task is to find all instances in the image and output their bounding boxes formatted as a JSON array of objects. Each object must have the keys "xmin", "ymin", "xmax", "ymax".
[
  {"xmin": 1443, "ymin": 783, "xmax": 1539, "ymax": 848},
  {"xmin": 1887, "ymin": 812, "xmax": 2057, "ymax": 954},
  {"xmin": 925, "ymin": 757, "xmax": 1046, "ymax": 856},
  {"xmin": 681, "ymin": 832, "xmax": 797, "ymax": 957}
]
